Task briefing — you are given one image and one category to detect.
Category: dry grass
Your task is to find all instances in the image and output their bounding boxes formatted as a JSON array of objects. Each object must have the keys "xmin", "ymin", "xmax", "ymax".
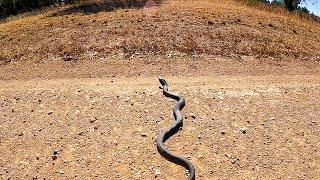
[
  {"xmin": 0, "ymin": 0, "xmax": 319, "ymax": 65},
  {"xmin": 235, "ymin": 0, "xmax": 320, "ymax": 23}
]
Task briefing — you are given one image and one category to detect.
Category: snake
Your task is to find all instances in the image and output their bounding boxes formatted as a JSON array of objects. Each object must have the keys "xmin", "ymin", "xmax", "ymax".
[{"xmin": 157, "ymin": 77, "xmax": 195, "ymax": 180}]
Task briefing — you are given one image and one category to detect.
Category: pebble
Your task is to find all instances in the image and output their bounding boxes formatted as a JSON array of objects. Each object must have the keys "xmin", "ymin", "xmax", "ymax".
[
  {"xmin": 53, "ymin": 150, "xmax": 59, "ymax": 155},
  {"xmin": 113, "ymin": 140, "xmax": 118, "ymax": 145},
  {"xmin": 190, "ymin": 113, "xmax": 196, "ymax": 119},
  {"xmin": 154, "ymin": 168, "xmax": 161, "ymax": 177},
  {"xmin": 89, "ymin": 117, "xmax": 97, "ymax": 123},
  {"xmin": 240, "ymin": 128, "xmax": 247, "ymax": 134},
  {"xmin": 217, "ymin": 96, "xmax": 225, "ymax": 100}
]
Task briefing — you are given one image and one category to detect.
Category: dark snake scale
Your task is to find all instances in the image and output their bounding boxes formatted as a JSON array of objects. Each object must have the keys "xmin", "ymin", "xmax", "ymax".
[{"xmin": 157, "ymin": 77, "xmax": 195, "ymax": 180}]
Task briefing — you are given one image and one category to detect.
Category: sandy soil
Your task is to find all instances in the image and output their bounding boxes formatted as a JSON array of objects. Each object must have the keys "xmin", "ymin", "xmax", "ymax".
[
  {"xmin": 1, "ymin": 0, "xmax": 320, "ymax": 179},
  {"xmin": 1, "ymin": 56, "xmax": 320, "ymax": 179}
]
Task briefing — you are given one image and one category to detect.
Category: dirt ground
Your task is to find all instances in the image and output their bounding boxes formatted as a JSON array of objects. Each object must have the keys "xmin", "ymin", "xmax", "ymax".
[
  {"xmin": 1, "ymin": 0, "xmax": 320, "ymax": 179},
  {"xmin": 1, "ymin": 56, "xmax": 320, "ymax": 179}
]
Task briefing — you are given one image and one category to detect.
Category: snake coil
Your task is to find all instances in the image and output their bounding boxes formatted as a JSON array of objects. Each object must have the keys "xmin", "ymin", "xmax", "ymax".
[{"xmin": 157, "ymin": 77, "xmax": 195, "ymax": 180}]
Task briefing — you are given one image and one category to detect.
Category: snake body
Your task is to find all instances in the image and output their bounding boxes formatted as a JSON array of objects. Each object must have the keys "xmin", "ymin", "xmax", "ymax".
[{"xmin": 157, "ymin": 77, "xmax": 195, "ymax": 180}]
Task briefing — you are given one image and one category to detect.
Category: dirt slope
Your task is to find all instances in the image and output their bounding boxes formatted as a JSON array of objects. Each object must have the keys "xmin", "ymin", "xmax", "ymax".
[
  {"xmin": 1, "ymin": 0, "xmax": 320, "ymax": 179},
  {"xmin": 0, "ymin": 0, "xmax": 320, "ymax": 65}
]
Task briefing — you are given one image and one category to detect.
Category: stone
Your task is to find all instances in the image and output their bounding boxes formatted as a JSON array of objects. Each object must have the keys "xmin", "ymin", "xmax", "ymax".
[
  {"xmin": 240, "ymin": 128, "xmax": 247, "ymax": 134},
  {"xmin": 89, "ymin": 117, "xmax": 97, "ymax": 123},
  {"xmin": 154, "ymin": 168, "xmax": 161, "ymax": 177},
  {"xmin": 190, "ymin": 113, "xmax": 196, "ymax": 119}
]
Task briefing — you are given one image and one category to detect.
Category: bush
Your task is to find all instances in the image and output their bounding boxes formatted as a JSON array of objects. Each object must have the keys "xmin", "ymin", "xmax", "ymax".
[
  {"xmin": 0, "ymin": 0, "xmax": 76, "ymax": 19},
  {"xmin": 0, "ymin": 0, "xmax": 154, "ymax": 19}
]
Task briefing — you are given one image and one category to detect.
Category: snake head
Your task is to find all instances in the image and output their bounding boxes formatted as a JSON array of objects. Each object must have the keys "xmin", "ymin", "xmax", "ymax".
[{"xmin": 158, "ymin": 76, "xmax": 168, "ymax": 89}]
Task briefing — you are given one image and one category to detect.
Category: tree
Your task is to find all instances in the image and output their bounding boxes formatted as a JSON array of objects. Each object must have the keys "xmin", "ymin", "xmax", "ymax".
[
  {"xmin": 282, "ymin": 0, "xmax": 318, "ymax": 11},
  {"xmin": 284, "ymin": 0, "xmax": 301, "ymax": 11},
  {"xmin": 0, "ymin": 0, "xmax": 76, "ymax": 19}
]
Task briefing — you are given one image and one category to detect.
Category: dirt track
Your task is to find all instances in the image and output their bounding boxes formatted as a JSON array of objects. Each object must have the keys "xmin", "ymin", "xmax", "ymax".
[{"xmin": 1, "ymin": 56, "xmax": 320, "ymax": 179}]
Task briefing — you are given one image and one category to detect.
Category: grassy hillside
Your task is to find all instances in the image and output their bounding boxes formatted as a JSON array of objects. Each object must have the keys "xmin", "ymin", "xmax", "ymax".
[{"xmin": 0, "ymin": 0, "xmax": 319, "ymax": 65}]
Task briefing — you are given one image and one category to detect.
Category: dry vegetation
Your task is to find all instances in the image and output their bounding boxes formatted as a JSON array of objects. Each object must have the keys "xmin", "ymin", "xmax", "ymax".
[
  {"xmin": 0, "ymin": 0, "xmax": 319, "ymax": 65},
  {"xmin": 1, "ymin": 1, "xmax": 320, "ymax": 179}
]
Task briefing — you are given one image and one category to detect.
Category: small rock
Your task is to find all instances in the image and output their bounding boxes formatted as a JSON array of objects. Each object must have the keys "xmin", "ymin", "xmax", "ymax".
[
  {"xmin": 58, "ymin": 170, "xmax": 65, "ymax": 174},
  {"xmin": 89, "ymin": 117, "xmax": 97, "ymax": 123},
  {"xmin": 154, "ymin": 168, "xmax": 161, "ymax": 177},
  {"xmin": 19, "ymin": 161, "xmax": 27, "ymax": 165},
  {"xmin": 63, "ymin": 55, "xmax": 74, "ymax": 61},
  {"xmin": 18, "ymin": 132, "xmax": 24, "ymax": 136},
  {"xmin": 53, "ymin": 150, "xmax": 59, "ymax": 155},
  {"xmin": 52, "ymin": 155, "xmax": 57, "ymax": 161},
  {"xmin": 231, "ymin": 159, "xmax": 237, "ymax": 164},
  {"xmin": 217, "ymin": 96, "xmax": 224, "ymax": 100},
  {"xmin": 190, "ymin": 113, "xmax": 196, "ymax": 119},
  {"xmin": 240, "ymin": 128, "xmax": 247, "ymax": 134},
  {"xmin": 48, "ymin": 111, "xmax": 53, "ymax": 115},
  {"xmin": 141, "ymin": 133, "xmax": 147, "ymax": 137},
  {"xmin": 221, "ymin": 131, "xmax": 225, "ymax": 135},
  {"xmin": 113, "ymin": 140, "xmax": 118, "ymax": 145}
]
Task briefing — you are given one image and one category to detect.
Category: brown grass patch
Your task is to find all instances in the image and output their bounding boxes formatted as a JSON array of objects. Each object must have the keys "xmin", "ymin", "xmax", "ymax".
[{"xmin": 0, "ymin": 0, "xmax": 319, "ymax": 64}]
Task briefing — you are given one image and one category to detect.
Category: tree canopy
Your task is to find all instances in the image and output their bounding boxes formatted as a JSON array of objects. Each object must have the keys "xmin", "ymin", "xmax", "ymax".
[{"xmin": 0, "ymin": 0, "xmax": 76, "ymax": 19}]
